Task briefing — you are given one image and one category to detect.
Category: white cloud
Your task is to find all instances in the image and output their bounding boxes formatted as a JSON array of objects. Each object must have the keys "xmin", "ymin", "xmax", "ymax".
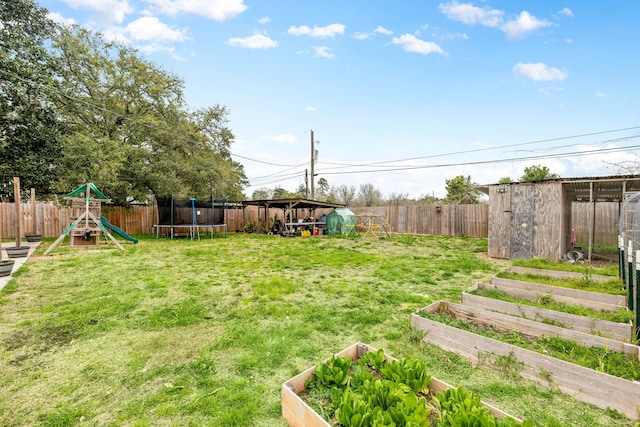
[
  {"xmin": 144, "ymin": 0, "xmax": 248, "ymax": 21},
  {"xmin": 500, "ymin": 11, "xmax": 552, "ymax": 39},
  {"xmin": 513, "ymin": 62, "xmax": 567, "ymax": 82},
  {"xmin": 137, "ymin": 43, "xmax": 187, "ymax": 60},
  {"xmin": 596, "ymin": 91, "xmax": 608, "ymax": 98},
  {"xmin": 258, "ymin": 16, "xmax": 271, "ymax": 24},
  {"xmin": 60, "ymin": 0, "xmax": 133, "ymax": 24},
  {"xmin": 391, "ymin": 34, "xmax": 444, "ymax": 55},
  {"xmin": 353, "ymin": 26, "xmax": 392, "ymax": 40},
  {"xmin": 312, "ymin": 46, "xmax": 335, "ymax": 59},
  {"xmin": 47, "ymin": 12, "xmax": 76, "ymax": 26},
  {"xmin": 305, "ymin": 106, "xmax": 317, "ymax": 112},
  {"xmin": 288, "ymin": 23, "xmax": 345, "ymax": 38},
  {"xmin": 374, "ymin": 26, "xmax": 393, "ymax": 35},
  {"xmin": 353, "ymin": 32, "xmax": 372, "ymax": 40},
  {"xmin": 559, "ymin": 7, "xmax": 573, "ymax": 18},
  {"xmin": 439, "ymin": 1, "xmax": 503, "ymax": 27},
  {"xmin": 441, "ymin": 32, "xmax": 469, "ymax": 40},
  {"xmin": 265, "ymin": 134, "xmax": 298, "ymax": 144},
  {"xmin": 123, "ymin": 16, "xmax": 190, "ymax": 42},
  {"xmin": 225, "ymin": 31, "xmax": 278, "ymax": 49},
  {"xmin": 570, "ymin": 144, "xmax": 631, "ymax": 175}
]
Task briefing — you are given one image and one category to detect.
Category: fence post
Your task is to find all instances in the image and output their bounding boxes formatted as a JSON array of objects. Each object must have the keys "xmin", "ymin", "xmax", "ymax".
[{"xmin": 628, "ymin": 240, "xmax": 634, "ymax": 312}]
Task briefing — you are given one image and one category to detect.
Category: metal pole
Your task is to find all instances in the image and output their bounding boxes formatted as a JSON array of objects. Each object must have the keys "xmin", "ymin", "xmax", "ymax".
[
  {"xmin": 619, "ymin": 235, "xmax": 625, "ymax": 283},
  {"xmin": 628, "ymin": 240, "xmax": 634, "ymax": 312},
  {"xmin": 635, "ymin": 250, "xmax": 640, "ymax": 339}
]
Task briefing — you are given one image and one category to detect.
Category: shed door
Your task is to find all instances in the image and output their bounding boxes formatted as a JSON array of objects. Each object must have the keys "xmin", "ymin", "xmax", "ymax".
[
  {"xmin": 488, "ymin": 186, "xmax": 511, "ymax": 258},
  {"xmin": 510, "ymin": 185, "xmax": 534, "ymax": 259}
]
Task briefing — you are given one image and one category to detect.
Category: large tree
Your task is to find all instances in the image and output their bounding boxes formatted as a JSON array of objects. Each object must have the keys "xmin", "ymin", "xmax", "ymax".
[
  {"xmin": 357, "ymin": 183, "xmax": 382, "ymax": 207},
  {"xmin": 331, "ymin": 184, "xmax": 356, "ymax": 206},
  {"xmin": 444, "ymin": 175, "xmax": 481, "ymax": 204},
  {"xmin": 0, "ymin": 0, "xmax": 64, "ymax": 199},
  {"xmin": 51, "ymin": 26, "xmax": 246, "ymax": 203}
]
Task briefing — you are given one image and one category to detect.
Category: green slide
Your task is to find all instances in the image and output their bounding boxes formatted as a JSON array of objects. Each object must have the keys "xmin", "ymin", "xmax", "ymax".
[{"xmin": 100, "ymin": 216, "xmax": 138, "ymax": 244}]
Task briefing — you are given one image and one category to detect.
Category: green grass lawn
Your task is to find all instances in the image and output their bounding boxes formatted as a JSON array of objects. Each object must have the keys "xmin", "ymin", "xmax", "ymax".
[{"xmin": 0, "ymin": 234, "xmax": 634, "ymax": 426}]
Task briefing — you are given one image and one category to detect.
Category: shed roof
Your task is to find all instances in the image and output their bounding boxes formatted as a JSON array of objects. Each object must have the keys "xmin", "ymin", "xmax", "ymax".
[{"xmin": 481, "ymin": 174, "xmax": 640, "ymax": 202}]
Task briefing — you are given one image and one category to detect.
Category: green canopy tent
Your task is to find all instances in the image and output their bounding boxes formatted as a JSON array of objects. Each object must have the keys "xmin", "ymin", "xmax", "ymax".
[{"xmin": 326, "ymin": 207, "xmax": 356, "ymax": 236}]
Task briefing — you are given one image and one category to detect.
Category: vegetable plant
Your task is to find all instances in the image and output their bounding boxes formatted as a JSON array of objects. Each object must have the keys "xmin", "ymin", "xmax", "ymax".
[{"xmin": 305, "ymin": 350, "xmax": 529, "ymax": 426}]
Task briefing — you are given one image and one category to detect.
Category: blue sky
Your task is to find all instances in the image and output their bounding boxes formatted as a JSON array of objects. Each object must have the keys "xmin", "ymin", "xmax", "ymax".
[{"xmin": 41, "ymin": 0, "xmax": 640, "ymax": 199}]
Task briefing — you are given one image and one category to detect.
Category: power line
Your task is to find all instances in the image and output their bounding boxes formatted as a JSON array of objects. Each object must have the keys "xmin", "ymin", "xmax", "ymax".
[
  {"xmin": 316, "ymin": 142, "xmax": 640, "ymax": 176},
  {"xmin": 316, "ymin": 128, "xmax": 640, "ymax": 169}
]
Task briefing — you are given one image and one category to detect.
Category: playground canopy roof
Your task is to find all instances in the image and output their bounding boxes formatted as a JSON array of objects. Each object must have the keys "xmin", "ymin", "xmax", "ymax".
[{"xmin": 65, "ymin": 183, "xmax": 110, "ymax": 200}]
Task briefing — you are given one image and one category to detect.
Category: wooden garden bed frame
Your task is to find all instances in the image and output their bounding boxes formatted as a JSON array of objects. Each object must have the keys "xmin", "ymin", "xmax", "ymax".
[
  {"xmin": 411, "ymin": 302, "xmax": 640, "ymax": 420},
  {"xmin": 488, "ymin": 276, "xmax": 626, "ymax": 311},
  {"xmin": 281, "ymin": 342, "xmax": 519, "ymax": 427},
  {"xmin": 432, "ymin": 299, "xmax": 638, "ymax": 359},
  {"xmin": 461, "ymin": 290, "xmax": 633, "ymax": 342},
  {"xmin": 509, "ymin": 266, "xmax": 617, "ymax": 283}
]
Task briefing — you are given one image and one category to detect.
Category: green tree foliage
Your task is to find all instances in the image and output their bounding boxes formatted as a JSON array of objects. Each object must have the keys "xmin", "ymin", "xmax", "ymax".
[
  {"xmin": 0, "ymin": 0, "xmax": 64, "ymax": 198},
  {"xmin": 444, "ymin": 175, "xmax": 481, "ymax": 204},
  {"xmin": 519, "ymin": 164, "xmax": 559, "ymax": 182},
  {"xmin": 251, "ymin": 188, "xmax": 271, "ymax": 200},
  {"xmin": 498, "ymin": 176, "xmax": 512, "ymax": 184},
  {"xmin": 316, "ymin": 177, "xmax": 330, "ymax": 200},
  {"xmin": 51, "ymin": 26, "xmax": 246, "ymax": 204},
  {"xmin": 272, "ymin": 185, "xmax": 303, "ymax": 199}
]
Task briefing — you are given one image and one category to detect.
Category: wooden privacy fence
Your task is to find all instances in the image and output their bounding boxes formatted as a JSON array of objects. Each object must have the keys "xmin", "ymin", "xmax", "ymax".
[
  {"xmin": 0, "ymin": 201, "xmax": 621, "ymax": 243},
  {"xmin": 350, "ymin": 204, "xmax": 488, "ymax": 237}
]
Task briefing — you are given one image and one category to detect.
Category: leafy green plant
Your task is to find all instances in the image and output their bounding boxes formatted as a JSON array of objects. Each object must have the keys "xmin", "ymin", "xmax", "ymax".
[
  {"xmin": 308, "ymin": 350, "xmax": 531, "ymax": 427},
  {"xmin": 380, "ymin": 358, "xmax": 432, "ymax": 395},
  {"xmin": 334, "ymin": 388, "xmax": 373, "ymax": 427},
  {"xmin": 358, "ymin": 348, "xmax": 387, "ymax": 372},
  {"xmin": 312, "ymin": 355, "xmax": 353, "ymax": 390},
  {"xmin": 437, "ymin": 387, "xmax": 528, "ymax": 427}
]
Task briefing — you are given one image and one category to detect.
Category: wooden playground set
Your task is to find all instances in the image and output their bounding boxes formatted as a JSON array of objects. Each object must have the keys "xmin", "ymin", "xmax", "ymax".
[{"xmin": 43, "ymin": 183, "xmax": 138, "ymax": 255}]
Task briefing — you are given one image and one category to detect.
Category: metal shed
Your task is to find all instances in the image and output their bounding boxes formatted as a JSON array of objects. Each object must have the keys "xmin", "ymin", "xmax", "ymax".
[{"xmin": 481, "ymin": 175, "xmax": 640, "ymax": 260}]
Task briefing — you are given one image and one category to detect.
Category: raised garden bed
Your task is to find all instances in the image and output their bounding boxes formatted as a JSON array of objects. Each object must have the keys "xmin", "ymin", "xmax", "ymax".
[
  {"xmin": 509, "ymin": 266, "xmax": 616, "ymax": 283},
  {"xmin": 488, "ymin": 276, "xmax": 626, "ymax": 311},
  {"xmin": 411, "ymin": 302, "xmax": 640, "ymax": 420},
  {"xmin": 282, "ymin": 342, "xmax": 520, "ymax": 427},
  {"xmin": 434, "ymin": 299, "xmax": 638, "ymax": 360},
  {"xmin": 461, "ymin": 290, "xmax": 633, "ymax": 342}
]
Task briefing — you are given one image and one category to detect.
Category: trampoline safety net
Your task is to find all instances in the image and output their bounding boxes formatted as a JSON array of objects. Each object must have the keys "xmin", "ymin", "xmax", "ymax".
[{"xmin": 157, "ymin": 196, "xmax": 227, "ymax": 226}]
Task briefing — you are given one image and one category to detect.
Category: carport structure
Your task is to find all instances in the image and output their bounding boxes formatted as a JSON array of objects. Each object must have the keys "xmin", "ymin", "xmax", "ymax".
[
  {"xmin": 241, "ymin": 198, "xmax": 344, "ymax": 233},
  {"xmin": 481, "ymin": 175, "xmax": 640, "ymax": 261}
]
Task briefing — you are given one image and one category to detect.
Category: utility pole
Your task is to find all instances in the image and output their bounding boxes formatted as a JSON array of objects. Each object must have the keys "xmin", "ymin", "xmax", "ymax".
[
  {"xmin": 310, "ymin": 129, "xmax": 316, "ymax": 200},
  {"xmin": 305, "ymin": 169, "xmax": 309, "ymax": 199}
]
